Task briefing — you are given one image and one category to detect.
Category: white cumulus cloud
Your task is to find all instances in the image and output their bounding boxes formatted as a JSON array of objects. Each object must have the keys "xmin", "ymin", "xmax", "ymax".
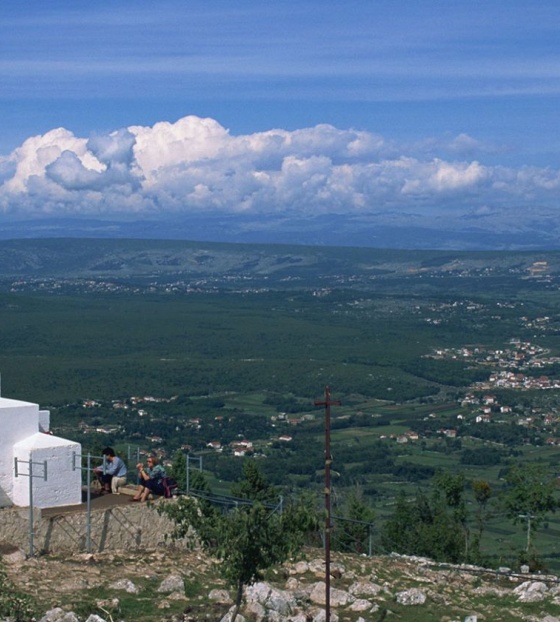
[{"xmin": 0, "ymin": 115, "xmax": 558, "ymax": 220}]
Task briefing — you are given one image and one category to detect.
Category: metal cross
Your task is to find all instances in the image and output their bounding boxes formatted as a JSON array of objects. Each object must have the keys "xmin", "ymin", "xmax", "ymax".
[{"xmin": 315, "ymin": 386, "xmax": 341, "ymax": 622}]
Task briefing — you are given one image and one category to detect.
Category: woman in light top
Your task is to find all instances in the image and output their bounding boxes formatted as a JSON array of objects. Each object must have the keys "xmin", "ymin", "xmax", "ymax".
[{"xmin": 130, "ymin": 454, "xmax": 166, "ymax": 502}]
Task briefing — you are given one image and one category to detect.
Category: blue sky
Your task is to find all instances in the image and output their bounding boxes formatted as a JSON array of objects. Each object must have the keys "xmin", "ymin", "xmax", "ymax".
[{"xmin": 1, "ymin": 1, "xmax": 559, "ymax": 246}]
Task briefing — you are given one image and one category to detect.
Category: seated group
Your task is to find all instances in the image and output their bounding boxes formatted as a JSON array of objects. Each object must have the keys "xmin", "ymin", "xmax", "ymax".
[{"xmin": 94, "ymin": 447, "xmax": 167, "ymax": 502}]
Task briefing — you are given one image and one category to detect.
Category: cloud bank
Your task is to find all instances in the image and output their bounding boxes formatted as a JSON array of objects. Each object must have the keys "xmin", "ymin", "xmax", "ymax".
[{"xmin": 1, "ymin": 115, "xmax": 559, "ymax": 224}]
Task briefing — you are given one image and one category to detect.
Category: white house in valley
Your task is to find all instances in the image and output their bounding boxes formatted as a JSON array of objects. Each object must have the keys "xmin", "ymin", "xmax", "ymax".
[{"xmin": 0, "ymin": 396, "xmax": 82, "ymax": 509}]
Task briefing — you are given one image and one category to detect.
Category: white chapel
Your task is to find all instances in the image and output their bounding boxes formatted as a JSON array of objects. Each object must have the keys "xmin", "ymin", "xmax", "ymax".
[{"xmin": 0, "ymin": 396, "xmax": 82, "ymax": 509}]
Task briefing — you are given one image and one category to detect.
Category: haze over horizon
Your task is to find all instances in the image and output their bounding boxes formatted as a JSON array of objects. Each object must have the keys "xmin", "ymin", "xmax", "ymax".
[{"xmin": 1, "ymin": 1, "xmax": 559, "ymax": 250}]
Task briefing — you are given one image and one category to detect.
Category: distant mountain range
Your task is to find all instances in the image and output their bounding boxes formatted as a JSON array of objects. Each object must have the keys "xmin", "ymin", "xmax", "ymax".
[
  {"xmin": 0, "ymin": 236, "xmax": 558, "ymax": 283},
  {"xmin": 1, "ymin": 210, "xmax": 558, "ymax": 251}
]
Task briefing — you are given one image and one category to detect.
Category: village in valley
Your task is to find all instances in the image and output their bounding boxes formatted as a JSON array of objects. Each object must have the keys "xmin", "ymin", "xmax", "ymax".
[
  {"xmin": 74, "ymin": 392, "xmax": 302, "ymax": 467},
  {"xmin": 395, "ymin": 336, "xmax": 560, "ymax": 447},
  {"xmin": 65, "ymin": 331, "xmax": 560, "ymax": 466}
]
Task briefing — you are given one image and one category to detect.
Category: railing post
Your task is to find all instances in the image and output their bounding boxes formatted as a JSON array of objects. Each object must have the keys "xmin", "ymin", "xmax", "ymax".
[{"xmin": 14, "ymin": 457, "xmax": 48, "ymax": 557}]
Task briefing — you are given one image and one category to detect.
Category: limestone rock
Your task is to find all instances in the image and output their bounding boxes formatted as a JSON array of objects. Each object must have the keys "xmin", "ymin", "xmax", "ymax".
[
  {"xmin": 0, "ymin": 542, "xmax": 26, "ymax": 565},
  {"xmin": 220, "ymin": 607, "xmax": 246, "ymax": 622},
  {"xmin": 285, "ymin": 576, "xmax": 299, "ymax": 590},
  {"xmin": 308, "ymin": 581, "xmax": 354, "ymax": 607},
  {"xmin": 348, "ymin": 598, "xmax": 372, "ymax": 611},
  {"xmin": 348, "ymin": 580, "xmax": 383, "ymax": 597},
  {"xmin": 306, "ymin": 558, "xmax": 345, "ymax": 578},
  {"xmin": 308, "ymin": 558, "xmax": 325, "ymax": 576},
  {"xmin": 157, "ymin": 573, "xmax": 185, "ymax": 594},
  {"xmin": 513, "ymin": 580, "xmax": 548, "ymax": 603},
  {"xmin": 10, "ymin": 543, "xmax": 560, "ymax": 622},
  {"xmin": 245, "ymin": 600, "xmax": 266, "ymax": 622},
  {"xmin": 209, "ymin": 588, "xmax": 233, "ymax": 604},
  {"xmin": 108, "ymin": 578, "xmax": 139, "ymax": 594},
  {"xmin": 310, "ymin": 607, "xmax": 339, "ymax": 622},
  {"xmin": 395, "ymin": 587, "xmax": 427, "ymax": 605},
  {"xmin": 290, "ymin": 560, "xmax": 309, "ymax": 575},
  {"xmin": 245, "ymin": 581, "xmax": 297, "ymax": 616},
  {"xmin": 39, "ymin": 609, "xmax": 79, "ymax": 622}
]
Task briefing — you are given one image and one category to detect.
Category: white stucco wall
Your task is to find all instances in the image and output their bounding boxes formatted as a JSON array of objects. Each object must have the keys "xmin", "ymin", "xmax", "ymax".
[
  {"xmin": 0, "ymin": 397, "xmax": 41, "ymax": 502},
  {"xmin": 38, "ymin": 409, "xmax": 50, "ymax": 433},
  {"xmin": 13, "ymin": 433, "xmax": 82, "ymax": 508}
]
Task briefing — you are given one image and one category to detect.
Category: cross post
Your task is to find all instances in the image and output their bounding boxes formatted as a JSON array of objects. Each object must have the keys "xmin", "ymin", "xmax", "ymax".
[{"xmin": 315, "ymin": 386, "xmax": 341, "ymax": 622}]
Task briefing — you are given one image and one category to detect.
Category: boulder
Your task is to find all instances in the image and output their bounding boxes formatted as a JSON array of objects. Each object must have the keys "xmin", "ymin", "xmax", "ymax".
[
  {"xmin": 290, "ymin": 560, "xmax": 309, "ymax": 575},
  {"xmin": 39, "ymin": 609, "xmax": 79, "ymax": 622},
  {"xmin": 310, "ymin": 608, "xmax": 339, "ymax": 622},
  {"xmin": 244, "ymin": 600, "xmax": 266, "ymax": 622},
  {"xmin": 308, "ymin": 582, "xmax": 354, "ymax": 607},
  {"xmin": 157, "ymin": 574, "xmax": 185, "ymax": 594},
  {"xmin": 513, "ymin": 580, "xmax": 548, "ymax": 603},
  {"xmin": 245, "ymin": 581, "xmax": 297, "ymax": 616},
  {"xmin": 285, "ymin": 577, "xmax": 299, "ymax": 590},
  {"xmin": 308, "ymin": 559, "xmax": 326, "ymax": 576},
  {"xmin": 348, "ymin": 598, "xmax": 372, "ymax": 611},
  {"xmin": 395, "ymin": 587, "xmax": 427, "ymax": 605},
  {"xmin": 220, "ymin": 607, "xmax": 246, "ymax": 622},
  {"xmin": 348, "ymin": 580, "xmax": 383, "ymax": 597},
  {"xmin": 0, "ymin": 542, "xmax": 26, "ymax": 565}
]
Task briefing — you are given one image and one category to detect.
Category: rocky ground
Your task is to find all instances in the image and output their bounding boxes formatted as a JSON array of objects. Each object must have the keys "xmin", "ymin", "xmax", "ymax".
[{"xmin": 3, "ymin": 544, "xmax": 560, "ymax": 622}]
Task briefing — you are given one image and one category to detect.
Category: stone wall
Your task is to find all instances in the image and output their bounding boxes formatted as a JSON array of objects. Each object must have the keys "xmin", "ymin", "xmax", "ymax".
[{"xmin": 0, "ymin": 502, "xmax": 191, "ymax": 554}]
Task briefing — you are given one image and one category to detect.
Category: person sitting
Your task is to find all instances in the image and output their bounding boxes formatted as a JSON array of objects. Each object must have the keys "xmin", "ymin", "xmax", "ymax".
[
  {"xmin": 130, "ymin": 455, "xmax": 166, "ymax": 502},
  {"xmin": 94, "ymin": 447, "xmax": 128, "ymax": 494}
]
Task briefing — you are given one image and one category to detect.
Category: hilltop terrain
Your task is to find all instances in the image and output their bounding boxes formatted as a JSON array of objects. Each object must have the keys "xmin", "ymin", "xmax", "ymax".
[{"xmin": 4, "ymin": 544, "xmax": 560, "ymax": 622}]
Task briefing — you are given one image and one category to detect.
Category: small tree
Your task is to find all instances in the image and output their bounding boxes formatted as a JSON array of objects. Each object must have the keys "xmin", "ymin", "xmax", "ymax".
[
  {"xmin": 161, "ymin": 466, "xmax": 318, "ymax": 622},
  {"xmin": 231, "ymin": 459, "xmax": 278, "ymax": 502},
  {"xmin": 503, "ymin": 463, "xmax": 557, "ymax": 555},
  {"xmin": 381, "ymin": 480, "xmax": 467, "ymax": 563},
  {"xmin": 471, "ymin": 479, "xmax": 492, "ymax": 546},
  {"xmin": 188, "ymin": 467, "xmax": 211, "ymax": 494},
  {"xmin": 436, "ymin": 472, "xmax": 469, "ymax": 557},
  {"xmin": 171, "ymin": 450, "xmax": 187, "ymax": 490},
  {"xmin": 381, "ymin": 490, "xmax": 415, "ymax": 553},
  {"xmin": 333, "ymin": 485, "xmax": 375, "ymax": 554}
]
